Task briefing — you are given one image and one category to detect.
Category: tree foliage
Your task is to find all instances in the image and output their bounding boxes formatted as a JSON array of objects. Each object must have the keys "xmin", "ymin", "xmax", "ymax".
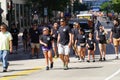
[
  {"xmin": 112, "ymin": 0, "xmax": 120, "ymax": 13},
  {"xmin": 100, "ymin": 2, "xmax": 109, "ymax": 11},
  {"xmin": 101, "ymin": 0, "xmax": 120, "ymax": 13}
]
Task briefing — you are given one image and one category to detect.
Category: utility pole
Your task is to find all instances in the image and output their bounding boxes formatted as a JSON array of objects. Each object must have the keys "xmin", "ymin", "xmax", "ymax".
[{"xmin": 7, "ymin": 0, "xmax": 13, "ymax": 29}]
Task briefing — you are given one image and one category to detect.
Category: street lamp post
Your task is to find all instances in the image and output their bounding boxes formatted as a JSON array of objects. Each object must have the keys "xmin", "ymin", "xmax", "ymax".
[{"xmin": 7, "ymin": 0, "xmax": 13, "ymax": 29}]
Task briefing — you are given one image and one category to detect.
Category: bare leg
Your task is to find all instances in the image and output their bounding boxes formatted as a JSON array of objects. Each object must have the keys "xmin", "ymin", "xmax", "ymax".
[
  {"xmin": 31, "ymin": 48, "xmax": 35, "ymax": 57},
  {"xmin": 59, "ymin": 54, "xmax": 65, "ymax": 64},
  {"xmin": 87, "ymin": 50, "xmax": 91, "ymax": 61},
  {"xmin": 64, "ymin": 55, "xmax": 69, "ymax": 66},
  {"xmin": 44, "ymin": 51, "xmax": 49, "ymax": 67},
  {"xmin": 48, "ymin": 50, "xmax": 53, "ymax": 63},
  {"xmin": 99, "ymin": 44, "xmax": 103, "ymax": 59}
]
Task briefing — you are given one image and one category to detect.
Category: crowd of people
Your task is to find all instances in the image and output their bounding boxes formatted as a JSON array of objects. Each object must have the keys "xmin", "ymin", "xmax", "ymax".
[{"xmin": 0, "ymin": 17, "xmax": 120, "ymax": 72}]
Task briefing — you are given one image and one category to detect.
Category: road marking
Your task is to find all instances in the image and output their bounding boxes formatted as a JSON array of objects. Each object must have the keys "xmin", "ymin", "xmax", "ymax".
[
  {"xmin": 105, "ymin": 68, "xmax": 120, "ymax": 80},
  {"xmin": 0, "ymin": 58, "xmax": 58, "ymax": 80},
  {"xmin": 0, "ymin": 67, "xmax": 43, "ymax": 80}
]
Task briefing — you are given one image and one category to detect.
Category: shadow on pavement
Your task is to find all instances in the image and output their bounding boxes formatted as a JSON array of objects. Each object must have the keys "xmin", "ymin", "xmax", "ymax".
[{"xmin": 52, "ymin": 66, "xmax": 103, "ymax": 70}]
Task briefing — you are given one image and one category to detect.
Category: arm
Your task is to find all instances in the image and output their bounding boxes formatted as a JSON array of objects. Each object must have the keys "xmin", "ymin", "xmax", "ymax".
[
  {"xmin": 72, "ymin": 34, "xmax": 74, "ymax": 45},
  {"xmin": 96, "ymin": 31, "xmax": 99, "ymax": 41},
  {"xmin": 50, "ymin": 29, "xmax": 53, "ymax": 35},
  {"xmin": 74, "ymin": 40, "xmax": 77, "ymax": 47},
  {"xmin": 68, "ymin": 33, "xmax": 72, "ymax": 47},
  {"xmin": 110, "ymin": 31, "xmax": 113, "ymax": 43},
  {"xmin": 39, "ymin": 40, "xmax": 47, "ymax": 47},
  {"xmin": 57, "ymin": 34, "xmax": 60, "ymax": 44},
  {"xmin": 94, "ymin": 43, "xmax": 96, "ymax": 51},
  {"xmin": 9, "ymin": 40, "xmax": 13, "ymax": 53}
]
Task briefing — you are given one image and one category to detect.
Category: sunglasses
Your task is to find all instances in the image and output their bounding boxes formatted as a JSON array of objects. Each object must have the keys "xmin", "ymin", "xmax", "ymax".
[{"xmin": 1, "ymin": 28, "xmax": 5, "ymax": 30}]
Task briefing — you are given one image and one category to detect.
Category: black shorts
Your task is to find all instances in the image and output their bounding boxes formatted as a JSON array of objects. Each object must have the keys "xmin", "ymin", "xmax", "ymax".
[
  {"xmin": 88, "ymin": 46, "xmax": 94, "ymax": 50},
  {"xmin": 99, "ymin": 40, "xmax": 106, "ymax": 44}
]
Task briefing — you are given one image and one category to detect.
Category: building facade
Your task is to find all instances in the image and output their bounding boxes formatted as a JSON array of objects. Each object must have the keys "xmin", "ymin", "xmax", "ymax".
[
  {"xmin": 0, "ymin": 0, "xmax": 30, "ymax": 29},
  {"xmin": 81, "ymin": 0, "xmax": 110, "ymax": 7}
]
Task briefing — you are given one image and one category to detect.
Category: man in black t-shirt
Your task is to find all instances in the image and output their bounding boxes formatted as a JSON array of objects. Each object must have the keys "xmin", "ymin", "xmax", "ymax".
[
  {"xmin": 57, "ymin": 18, "xmax": 72, "ymax": 70},
  {"xmin": 110, "ymin": 19, "xmax": 120, "ymax": 59},
  {"xmin": 10, "ymin": 24, "xmax": 19, "ymax": 54},
  {"xmin": 29, "ymin": 23, "xmax": 40, "ymax": 58}
]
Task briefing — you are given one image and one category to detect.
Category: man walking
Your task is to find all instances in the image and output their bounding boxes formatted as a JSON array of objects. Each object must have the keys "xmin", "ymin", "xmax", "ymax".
[
  {"xmin": 10, "ymin": 24, "xmax": 19, "ymax": 54},
  {"xmin": 57, "ymin": 18, "xmax": 72, "ymax": 70},
  {"xmin": 0, "ymin": 23, "xmax": 13, "ymax": 72},
  {"xmin": 110, "ymin": 18, "xmax": 120, "ymax": 59},
  {"xmin": 29, "ymin": 23, "xmax": 40, "ymax": 58}
]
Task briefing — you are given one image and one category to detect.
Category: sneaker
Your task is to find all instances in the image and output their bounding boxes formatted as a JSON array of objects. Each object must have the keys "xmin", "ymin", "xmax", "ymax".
[
  {"xmin": 79, "ymin": 58, "xmax": 82, "ymax": 62},
  {"xmin": 93, "ymin": 60, "xmax": 95, "ymax": 62},
  {"xmin": 75, "ymin": 55, "xmax": 79, "ymax": 58},
  {"xmin": 46, "ymin": 66, "xmax": 49, "ymax": 70},
  {"xmin": 99, "ymin": 58, "xmax": 102, "ymax": 61},
  {"xmin": 3, "ymin": 62, "xmax": 9, "ymax": 72},
  {"xmin": 87, "ymin": 60, "xmax": 90, "ymax": 63},
  {"xmin": 115, "ymin": 56, "xmax": 119, "ymax": 60},
  {"xmin": 81, "ymin": 57, "xmax": 85, "ymax": 62},
  {"xmin": 103, "ymin": 57, "xmax": 106, "ymax": 61},
  {"xmin": 3, "ymin": 69, "xmax": 7, "ymax": 72},
  {"xmin": 50, "ymin": 62, "xmax": 53, "ymax": 69},
  {"xmin": 54, "ymin": 55, "xmax": 58, "ymax": 58},
  {"xmin": 64, "ymin": 65, "xmax": 68, "ymax": 70},
  {"xmin": 78, "ymin": 57, "xmax": 80, "ymax": 60}
]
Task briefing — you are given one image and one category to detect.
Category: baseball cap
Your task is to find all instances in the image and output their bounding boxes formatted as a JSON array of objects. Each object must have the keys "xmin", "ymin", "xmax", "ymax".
[
  {"xmin": 60, "ymin": 18, "xmax": 65, "ymax": 22},
  {"xmin": 43, "ymin": 27, "xmax": 49, "ymax": 31}
]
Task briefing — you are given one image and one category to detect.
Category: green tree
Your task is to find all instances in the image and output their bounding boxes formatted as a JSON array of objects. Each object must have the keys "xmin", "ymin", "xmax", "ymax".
[
  {"xmin": 100, "ymin": 2, "xmax": 109, "ymax": 11},
  {"xmin": 112, "ymin": 0, "xmax": 120, "ymax": 13}
]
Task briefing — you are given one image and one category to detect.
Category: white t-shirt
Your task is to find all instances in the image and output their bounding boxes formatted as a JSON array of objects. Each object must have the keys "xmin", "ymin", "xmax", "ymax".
[{"xmin": 0, "ymin": 31, "xmax": 12, "ymax": 50}]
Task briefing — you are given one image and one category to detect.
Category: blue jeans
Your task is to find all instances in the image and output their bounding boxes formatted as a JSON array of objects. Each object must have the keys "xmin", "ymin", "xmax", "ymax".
[{"xmin": 0, "ymin": 50, "xmax": 9, "ymax": 68}]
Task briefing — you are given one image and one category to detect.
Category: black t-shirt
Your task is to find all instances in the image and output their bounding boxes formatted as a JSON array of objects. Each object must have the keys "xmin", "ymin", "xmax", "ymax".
[
  {"xmin": 58, "ymin": 26, "xmax": 71, "ymax": 45},
  {"xmin": 87, "ymin": 38, "xmax": 96, "ymax": 50},
  {"xmin": 76, "ymin": 34, "xmax": 86, "ymax": 45},
  {"xmin": 22, "ymin": 31, "xmax": 28, "ymax": 40},
  {"xmin": 40, "ymin": 34, "xmax": 53, "ymax": 47},
  {"xmin": 10, "ymin": 28, "xmax": 19, "ymax": 40},
  {"xmin": 51, "ymin": 28, "xmax": 59, "ymax": 42},
  {"xmin": 71, "ymin": 28, "xmax": 79, "ymax": 41},
  {"xmin": 111, "ymin": 25, "xmax": 120, "ymax": 38},
  {"xmin": 98, "ymin": 30, "xmax": 106, "ymax": 43},
  {"xmin": 29, "ymin": 29, "xmax": 40, "ymax": 43}
]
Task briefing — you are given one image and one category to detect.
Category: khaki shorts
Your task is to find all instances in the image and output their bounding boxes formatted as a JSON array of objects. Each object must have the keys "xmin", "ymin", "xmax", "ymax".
[
  {"xmin": 31, "ymin": 43, "xmax": 40, "ymax": 48},
  {"xmin": 113, "ymin": 38, "xmax": 120, "ymax": 46},
  {"xmin": 58, "ymin": 44, "xmax": 70, "ymax": 55}
]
